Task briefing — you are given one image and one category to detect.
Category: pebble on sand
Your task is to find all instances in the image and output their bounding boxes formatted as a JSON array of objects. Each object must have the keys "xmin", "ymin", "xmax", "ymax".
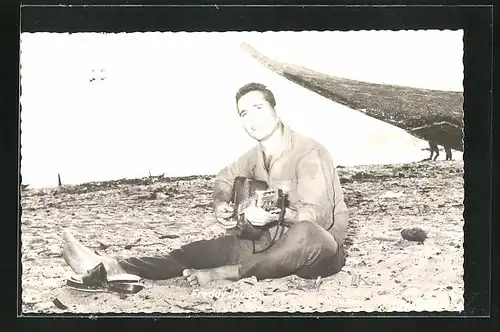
[{"xmin": 401, "ymin": 227, "xmax": 428, "ymax": 242}]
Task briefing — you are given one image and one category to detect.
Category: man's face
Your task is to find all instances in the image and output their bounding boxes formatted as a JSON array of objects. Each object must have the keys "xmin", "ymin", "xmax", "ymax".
[{"xmin": 237, "ymin": 90, "xmax": 279, "ymax": 141}]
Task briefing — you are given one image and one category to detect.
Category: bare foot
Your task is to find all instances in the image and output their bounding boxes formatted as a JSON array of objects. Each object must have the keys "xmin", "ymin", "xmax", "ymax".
[
  {"xmin": 182, "ymin": 269, "xmax": 214, "ymax": 287},
  {"xmin": 182, "ymin": 265, "xmax": 240, "ymax": 287},
  {"xmin": 62, "ymin": 229, "xmax": 126, "ymax": 276}
]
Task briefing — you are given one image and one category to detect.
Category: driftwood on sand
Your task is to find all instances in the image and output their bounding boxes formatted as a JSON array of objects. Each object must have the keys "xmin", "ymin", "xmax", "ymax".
[{"xmin": 240, "ymin": 43, "xmax": 464, "ymax": 152}]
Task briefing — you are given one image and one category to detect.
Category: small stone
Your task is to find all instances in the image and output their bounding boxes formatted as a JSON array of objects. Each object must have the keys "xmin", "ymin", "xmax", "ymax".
[{"xmin": 401, "ymin": 227, "xmax": 427, "ymax": 242}]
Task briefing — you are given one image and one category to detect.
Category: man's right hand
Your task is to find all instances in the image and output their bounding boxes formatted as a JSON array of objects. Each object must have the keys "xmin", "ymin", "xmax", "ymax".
[{"xmin": 215, "ymin": 201, "xmax": 237, "ymax": 229}]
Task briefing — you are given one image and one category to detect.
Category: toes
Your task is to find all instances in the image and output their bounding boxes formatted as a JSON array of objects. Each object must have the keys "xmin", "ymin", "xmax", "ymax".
[
  {"xmin": 183, "ymin": 269, "xmax": 200, "ymax": 287},
  {"xmin": 187, "ymin": 276, "xmax": 199, "ymax": 286}
]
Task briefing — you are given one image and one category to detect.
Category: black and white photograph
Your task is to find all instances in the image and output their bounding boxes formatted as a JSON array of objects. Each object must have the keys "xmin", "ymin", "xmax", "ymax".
[{"xmin": 20, "ymin": 29, "xmax": 465, "ymax": 314}]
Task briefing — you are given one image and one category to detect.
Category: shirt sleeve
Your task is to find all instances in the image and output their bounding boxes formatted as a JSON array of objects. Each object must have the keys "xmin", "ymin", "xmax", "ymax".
[
  {"xmin": 213, "ymin": 148, "xmax": 257, "ymax": 204},
  {"xmin": 291, "ymin": 148, "xmax": 349, "ymax": 237}
]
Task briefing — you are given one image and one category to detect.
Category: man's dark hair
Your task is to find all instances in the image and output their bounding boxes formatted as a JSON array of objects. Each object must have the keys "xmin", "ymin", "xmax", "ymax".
[{"xmin": 235, "ymin": 82, "xmax": 276, "ymax": 107}]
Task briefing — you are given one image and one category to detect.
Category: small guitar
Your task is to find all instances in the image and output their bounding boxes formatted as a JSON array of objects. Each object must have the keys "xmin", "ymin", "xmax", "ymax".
[{"xmin": 229, "ymin": 177, "xmax": 287, "ymax": 241}]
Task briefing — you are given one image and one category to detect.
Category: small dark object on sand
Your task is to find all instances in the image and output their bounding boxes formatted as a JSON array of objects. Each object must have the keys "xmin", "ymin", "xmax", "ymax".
[
  {"xmin": 52, "ymin": 298, "xmax": 69, "ymax": 310},
  {"xmin": 401, "ymin": 227, "xmax": 428, "ymax": 243},
  {"xmin": 98, "ymin": 241, "xmax": 109, "ymax": 250},
  {"xmin": 138, "ymin": 193, "xmax": 157, "ymax": 200},
  {"xmin": 159, "ymin": 234, "xmax": 180, "ymax": 239}
]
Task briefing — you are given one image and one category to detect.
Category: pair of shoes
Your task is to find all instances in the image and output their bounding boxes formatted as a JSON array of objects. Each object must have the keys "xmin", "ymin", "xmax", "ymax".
[{"xmin": 66, "ymin": 262, "xmax": 144, "ymax": 294}]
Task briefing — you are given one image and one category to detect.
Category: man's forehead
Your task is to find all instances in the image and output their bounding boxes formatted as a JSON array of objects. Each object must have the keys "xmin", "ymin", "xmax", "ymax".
[{"xmin": 239, "ymin": 90, "xmax": 267, "ymax": 103}]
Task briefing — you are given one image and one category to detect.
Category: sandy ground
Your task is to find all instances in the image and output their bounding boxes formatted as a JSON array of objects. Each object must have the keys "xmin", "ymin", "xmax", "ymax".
[{"xmin": 20, "ymin": 160, "xmax": 464, "ymax": 314}]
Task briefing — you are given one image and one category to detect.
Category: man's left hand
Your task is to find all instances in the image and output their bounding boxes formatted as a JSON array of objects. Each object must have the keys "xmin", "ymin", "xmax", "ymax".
[{"xmin": 244, "ymin": 206, "xmax": 281, "ymax": 227}]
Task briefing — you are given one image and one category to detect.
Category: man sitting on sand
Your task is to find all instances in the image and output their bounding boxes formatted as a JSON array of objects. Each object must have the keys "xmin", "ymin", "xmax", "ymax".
[{"xmin": 62, "ymin": 82, "xmax": 349, "ymax": 287}]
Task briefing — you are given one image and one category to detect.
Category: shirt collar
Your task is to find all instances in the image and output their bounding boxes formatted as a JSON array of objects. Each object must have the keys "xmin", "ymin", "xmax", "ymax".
[
  {"xmin": 257, "ymin": 122, "xmax": 293, "ymax": 156},
  {"xmin": 281, "ymin": 123, "xmax": 293, "ymax": 151}
]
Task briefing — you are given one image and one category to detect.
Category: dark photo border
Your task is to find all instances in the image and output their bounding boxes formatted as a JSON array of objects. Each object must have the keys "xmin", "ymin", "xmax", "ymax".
[{"xmin": 4, "ymin": 1, "xmax": 496, "ymax": 331}]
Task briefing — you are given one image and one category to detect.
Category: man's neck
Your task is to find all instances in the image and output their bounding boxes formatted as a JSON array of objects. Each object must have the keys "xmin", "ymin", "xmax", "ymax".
[{"xmin": 259, "ymin": 122, "xmax": 284, "ymax": 157}]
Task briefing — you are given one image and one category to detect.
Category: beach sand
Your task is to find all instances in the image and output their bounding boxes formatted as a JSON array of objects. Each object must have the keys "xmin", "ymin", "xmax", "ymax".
[{"xmin": 20, "ymin": 160, "xmax": 464, "ymax": 314}]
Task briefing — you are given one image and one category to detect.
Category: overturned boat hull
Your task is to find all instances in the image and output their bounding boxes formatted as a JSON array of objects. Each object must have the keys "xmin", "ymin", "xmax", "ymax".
[{"xmin": 240, "ymin": 43, "xmax": 464, "ymax": 152}]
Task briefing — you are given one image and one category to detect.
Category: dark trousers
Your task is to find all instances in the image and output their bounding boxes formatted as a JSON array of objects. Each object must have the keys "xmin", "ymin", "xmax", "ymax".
[{"xmin": 117, "ymin": 220, "xmax": 345, "ymax": 281}]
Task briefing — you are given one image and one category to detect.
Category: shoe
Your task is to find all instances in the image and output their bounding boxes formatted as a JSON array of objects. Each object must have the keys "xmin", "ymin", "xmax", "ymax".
[{"xmin": 66, "ymin": 262, "xmax": 144, "ymax": 294}]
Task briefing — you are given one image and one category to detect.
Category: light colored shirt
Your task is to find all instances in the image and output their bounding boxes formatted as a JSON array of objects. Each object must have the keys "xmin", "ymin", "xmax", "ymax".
[{"xmin": 214, "ymin": 123, "xmax": 349, "ymax": 246}]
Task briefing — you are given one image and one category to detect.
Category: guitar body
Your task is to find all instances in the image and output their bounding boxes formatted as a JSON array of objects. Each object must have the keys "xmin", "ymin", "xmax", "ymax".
[{"xmin": 229, "ymin": 177, "xmax": 286, "ymax": 241}]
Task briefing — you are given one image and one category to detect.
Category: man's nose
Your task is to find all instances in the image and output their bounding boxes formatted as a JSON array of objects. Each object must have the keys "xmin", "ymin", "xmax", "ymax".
[{"xmin": 244, "ymin": 116, "xmax": 257, "ymax": 126}]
